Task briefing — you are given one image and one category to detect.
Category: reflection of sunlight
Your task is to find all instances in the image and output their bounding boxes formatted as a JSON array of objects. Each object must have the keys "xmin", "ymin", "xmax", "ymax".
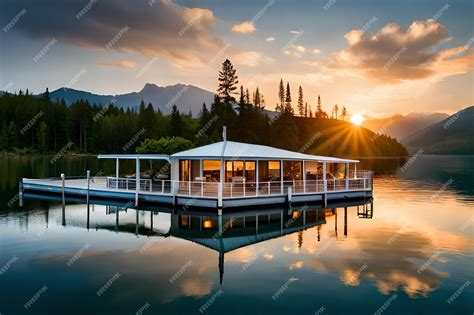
[{"xmin": 289, "ymin": 261, "xmax": 304, "ymax": 270}]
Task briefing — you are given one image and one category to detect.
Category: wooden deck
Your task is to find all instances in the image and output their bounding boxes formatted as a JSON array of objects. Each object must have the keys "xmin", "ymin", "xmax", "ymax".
[{"xmin": 22, "ymin": 174, "xmax": 373, "ymax": 209}]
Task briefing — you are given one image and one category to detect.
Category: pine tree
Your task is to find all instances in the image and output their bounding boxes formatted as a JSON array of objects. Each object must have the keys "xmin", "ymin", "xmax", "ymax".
[
  {"xmin": 316, "ymin": 95, "xmax": 324, "ymax": 118},
  {"xmin": 169, "ymin": 105, "xmax": 183, "ymax": 137},
  {"xmin": 305, "ymin": 102, "xmax": 308, "ymax": 117},
  {"xmin": 334, "ymin": 104, "xmax": 339, "ymax": 119},
  {"xmin": 245, "ymin": 88, "xmax": 250, "ymax": 104},
  {"xmin": 239, "ymin": 85, "xmax": 245, "ymax": 105},
  {"xmin": 278, "ymin": 79, "xmax": 285, "ymax": 112},
  {"xmin": 36, "ymin": 121, "xmax": 48, "ymax": 152},
  {"xmin": 217, "ymin": 59, "xmax": 239, "ymax": 104},
  {"xmin": 309, "ymin": 106, "xmax": 313, "ymax": 118},
  {"xmin": 341, "ymin": 106, "xmax": 348, "ymax": 121},
  {"xmin": 297, "ymin": 86, "xmax": 304, "ymax": 116},
  {"xmin": 285, "ymin": 82, "xmax": 293, "ymax": 114},
  {"xmin": 253, "ymin": 87, "xmax": 261, "ymax": 108}
]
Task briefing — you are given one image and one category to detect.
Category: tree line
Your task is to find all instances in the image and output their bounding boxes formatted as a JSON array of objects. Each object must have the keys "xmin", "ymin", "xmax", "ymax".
[{"xmin": 0, "ymin": 59, "xmax": 408, "ymax": 157}]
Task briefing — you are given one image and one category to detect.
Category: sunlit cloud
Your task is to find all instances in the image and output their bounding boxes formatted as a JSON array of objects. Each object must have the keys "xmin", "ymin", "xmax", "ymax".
[
  {"xmin": 232, "ymin": 21, "xmax": 256, "ymax": 33},
  {"xmin": 312, "ymin": 48, "xmax": 321, "ymax": 54},
  {"xmin": 231, "ymin": 50, "xmax": 262, "ymax": 66},
  {"xmin": 97, "ymin": 59, "xmax": 137, "ymax": 69},
  {"xmin": 331, "ymin": 19, "xmax": 474, "ymax": 83},
  {"xmin": 290, "ymin": 30, "xmax": 300, "ymax": 34},
  {"xmin": 265, "ymin": 36, "xmax": 276, "ymax": 42}
]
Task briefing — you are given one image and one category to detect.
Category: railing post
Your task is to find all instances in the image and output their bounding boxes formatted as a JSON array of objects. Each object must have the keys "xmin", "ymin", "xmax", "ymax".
[
  {"xmin": 268, "ymin": 182, "xmax": 270, "ymax": 195},
  {"xmin": 162, "ymin": 180, "xmax": 165, "ymax": 194},
  {"xmin": 323, "ymin": 162, "xmax": 327, "ymax": 207},
  {"xmin": 218, "ymin": 182, "xmax": 223, "ymax": 207},
  {"xmin": 201, "ymin": 180, "xmax": 203, "ymax": 196},
  {"xmin": 303, "ymin": 160, "xmax": 306, "ymax": 194},
  {"xmin": 61, "ymin": 173, "xmax": 65, "ymax": 205},
  {"xmin": 345, "ymin": 163, "xmax": 349, "ymax": 190},
  {"xmin": 86, "ymin": 170, "xmax": 90, "ymax": 204},
  {"xmin": 243, "ymin": 178, "xmax": 246, "ymax": 197}
]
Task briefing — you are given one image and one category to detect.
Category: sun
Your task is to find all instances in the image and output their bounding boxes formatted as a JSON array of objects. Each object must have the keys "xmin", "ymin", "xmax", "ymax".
[{"xmin": 351, "ymin": 114, "xmax": 364, "ymax": 126}]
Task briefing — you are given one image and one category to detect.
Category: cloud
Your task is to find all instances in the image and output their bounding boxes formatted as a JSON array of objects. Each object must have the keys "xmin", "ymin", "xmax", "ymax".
[
  {"xmin": 231, "ymin": 51, "xmax": 262, "ymax": 66},
  {"xmin": 3, "ymin": 0, "xmax": 225, "ymax": 68},
  {"xmin": 284, "ymin": 45, "xmax": 305, "ymax": 58},
  {"xmin": 312, "ymin": 48, "xmax": 321, "ymax": 54},
  {"xmin": 232, "ymin": 21, "xmax": 256, "ymax": 33},
  {"xmin": 290, "ymin": 30, "xmax": 300, "ymax": 34},
  {"xmin": 331, "ymin": 19, "xmax": 474, "ymax": 83},
  {"xmin": 98, "ymin": 59, "xmax": 136, "ymax": 69},
  {"xmin": 265, "ymin": 37, "xmax": 276, "ymax": 42}
]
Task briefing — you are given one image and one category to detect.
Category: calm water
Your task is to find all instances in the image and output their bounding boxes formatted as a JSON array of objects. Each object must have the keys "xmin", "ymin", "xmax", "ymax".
[{"xmin": 0, "ymin": 155, "xmax": 473, "ymax": 315}]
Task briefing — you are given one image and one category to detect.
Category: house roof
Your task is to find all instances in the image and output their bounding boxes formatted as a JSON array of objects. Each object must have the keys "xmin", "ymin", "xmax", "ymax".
[{"xmin": 170, "ymin": 141, "xmax": 359, "ymax": 163}]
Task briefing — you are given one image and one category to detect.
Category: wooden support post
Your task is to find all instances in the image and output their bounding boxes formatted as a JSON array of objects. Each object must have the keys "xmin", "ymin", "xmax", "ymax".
[
  {"xmin": 116, "ymin": 158, "xmax": 119, "ymax": 189},
  {"xmin": 217, "ymin": 182, "xmax": 223, "ymax": 208}
]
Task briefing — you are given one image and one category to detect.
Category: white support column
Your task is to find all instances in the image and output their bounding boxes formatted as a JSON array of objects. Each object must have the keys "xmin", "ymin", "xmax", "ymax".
[
  {"xmin": 323, "ymin": 162, "xmax": 327, "ymax": 207},
  {"xmin": 280, "ymin": 160, "xmax": 284, "ymax": 194},
  {"xmin": 135, "ymin": 158, "xmax": 140, "ymax": 206},
  {"xmin": 345, "ymin": 163, "xmax": 349, "ymax": 190},
  {"xmin": 303, "ymin": 160, "xmax": 306, "ymax": 193},
  {"xmin": 219, "ymin": 158, "xmax": 224, "ymax": 204},
  {"xmin": 256, "ymin": 161, "xmax": 259, "ymax": 196},
  {"xmin": 116, "ymin": 158, "xmax": 120, "ymax": 189}
]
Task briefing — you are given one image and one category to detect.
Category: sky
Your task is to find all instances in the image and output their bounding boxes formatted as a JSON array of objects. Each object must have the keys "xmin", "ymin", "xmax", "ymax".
[{"xmin": 0, "ymin": 0, "xmax": 473, "ymax": 117}]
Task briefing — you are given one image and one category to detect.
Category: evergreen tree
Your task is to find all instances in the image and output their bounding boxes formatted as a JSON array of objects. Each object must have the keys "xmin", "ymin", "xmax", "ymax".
[
  {"xmin": 285, "ymin": 82, "xmax": 293, "ymax": 114},
  {"xmin": 169, "ymin": 105, "xmax": 183, "ymax": 137},
  {"xmin": 341, "ymin": 106, "xmax": 347, "ymax": 121},
  {"xmin": 333, "ymin": 104, "xmax": 339, "ymax": 119},
  {"xmin": 253, "ymin": 87, "xmax": 262, "ymax": 108},
  {"xmin": 277, "ymin": 78, "xmax": 285, "ymax": 112},
  {"xmin": 316, "ymin": 95, "xmax": 323, "ymax": 118},
  {"xmin": 297, "ymin": 86, "xmax": 304, "ymax": 116},
  {"xmin": 217, "ymin": 59, "xmax": 239, "ymax": 104},
  {"xmin": 305, "ymin": 102, "xmax": 308, "ymax": 117},
  {"xmin": 239, "ymin": 85, "xmax": 245, "ymax": 105},
  {"xmin": 245, "ymin": 88, "xmax": 250, "ymax": 104},
  {"xmin": 36, "ymin": 121, "xmax": 48, "ymax": 152}
]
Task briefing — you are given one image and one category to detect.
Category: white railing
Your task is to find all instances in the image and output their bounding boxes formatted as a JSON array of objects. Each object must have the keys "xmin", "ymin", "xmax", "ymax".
[{"xmin": 104, "ymin": 170, "xmax": 372, "ymax": 199}]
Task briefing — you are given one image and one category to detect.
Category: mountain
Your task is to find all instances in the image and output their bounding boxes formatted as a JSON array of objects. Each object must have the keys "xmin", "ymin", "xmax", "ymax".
[
  {"xmin": 46, "ymin": 83, "xmax": 215, "ymax": 116},
  {"xmin": 401, "ymin": 106, "xmax": 474, "ymax": 155},
  {"xmin": 362, "ymin": 112, "xmax": 449, "ymax": 140}
]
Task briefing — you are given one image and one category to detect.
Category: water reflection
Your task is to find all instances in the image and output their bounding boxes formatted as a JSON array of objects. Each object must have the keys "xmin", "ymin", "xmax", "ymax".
[{"xmin": 21, "ymin": 193, "xmax": 374, "ymax": 287}]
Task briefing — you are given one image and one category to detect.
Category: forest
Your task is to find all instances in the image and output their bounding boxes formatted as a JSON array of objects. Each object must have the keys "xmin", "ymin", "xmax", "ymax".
[{"xmin": 0, "ymin": 59, "xmax": 408, "ymax": 158}]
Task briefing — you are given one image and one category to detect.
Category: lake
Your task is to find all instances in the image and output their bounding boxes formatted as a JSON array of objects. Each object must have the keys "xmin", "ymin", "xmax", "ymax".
[{"xmin": 0, "ymin": 154, "xmax": 473, "ymax": 314}]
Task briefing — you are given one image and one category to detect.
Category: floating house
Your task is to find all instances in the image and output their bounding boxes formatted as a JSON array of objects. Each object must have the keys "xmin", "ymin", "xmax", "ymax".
[{"xmin": 22, "ymin": 129, "xmax": 373, "ymax": 210}]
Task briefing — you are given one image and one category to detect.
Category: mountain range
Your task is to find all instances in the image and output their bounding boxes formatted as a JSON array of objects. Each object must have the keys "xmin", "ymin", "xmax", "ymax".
[
  {"xmin": 46, "ymin": 83, "xmax": 215, "ymax": 116},
  {"xmin": 361, "ymin": 112, "xmax": 449, "ymax": 140},
  {"xmin": 401, "ymin": 106, "xmax": 474, "ymax": 155}
]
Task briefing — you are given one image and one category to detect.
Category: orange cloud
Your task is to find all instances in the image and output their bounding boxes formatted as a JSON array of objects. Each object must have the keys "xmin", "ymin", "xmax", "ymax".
[
  {"xmin": 232, "ymin": 21, "xmax": 256, "ymax": 33},
  {"xmin": 331, "ymin": 19, "xmax": 474, "ymax": 83},
  {"xmin": 98, "ymin": 59, "xmax": 136, "ymax": 69}
]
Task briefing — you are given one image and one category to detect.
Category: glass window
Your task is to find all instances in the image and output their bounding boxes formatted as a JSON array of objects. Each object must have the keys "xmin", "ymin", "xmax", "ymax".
[
  {"xmin": 245, "ymin": 161, "xmax": 256, "ymax": 182},
  {"xmin": 258, "ymin": 161, "xmax": 281, "ymax": 182},
  {"xmin": 203, "ymin": 160, "xmax": 221, "ymax": 182},
  {"xmin": 179, "ymin": 160, "xmax": 190, "ymax": 181},
  {"xmin": 283, "ymin": 161, "xmax": 303, "ymax": 180}
]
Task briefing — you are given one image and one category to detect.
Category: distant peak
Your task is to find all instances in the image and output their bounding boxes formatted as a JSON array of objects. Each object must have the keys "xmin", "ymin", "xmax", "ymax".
[{"xmin": 140, "ymin": 83, "xmax": 159, "ymax": 92}]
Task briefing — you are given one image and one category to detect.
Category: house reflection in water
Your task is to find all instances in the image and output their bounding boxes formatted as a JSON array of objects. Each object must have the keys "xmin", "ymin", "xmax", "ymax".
[{"xmin": 23, "ymin": 193, "xmax": 373, "ymax": 285}]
